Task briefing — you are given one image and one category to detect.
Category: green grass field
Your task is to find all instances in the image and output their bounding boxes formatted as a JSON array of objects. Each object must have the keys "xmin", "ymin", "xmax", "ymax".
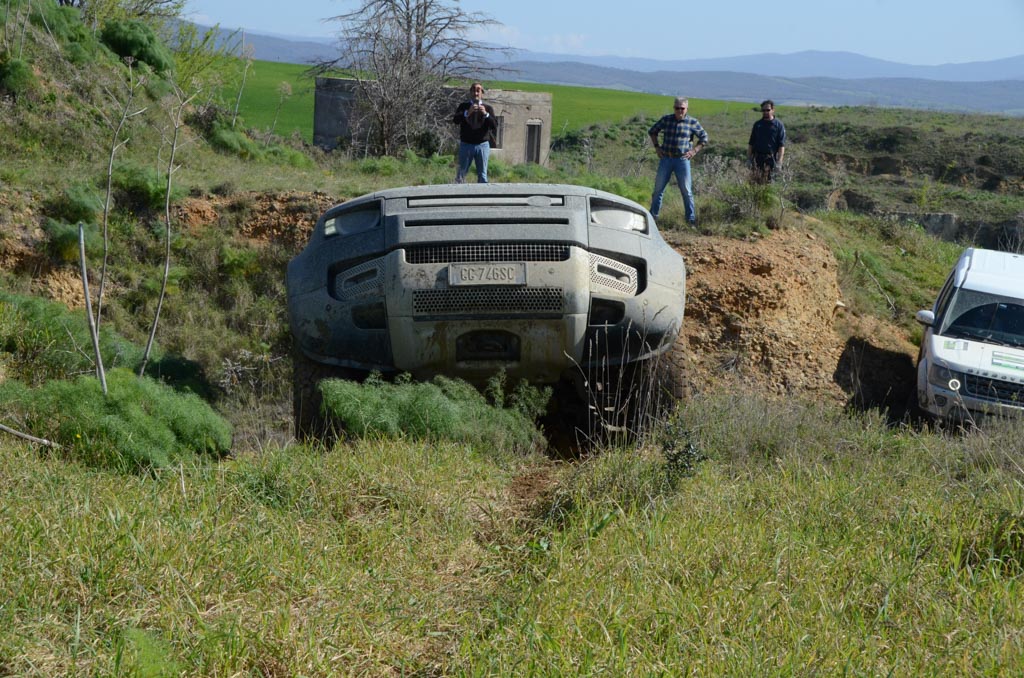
[{"xmin": 228, "ymin": 61, "xmax": 755, "ymax": 142}]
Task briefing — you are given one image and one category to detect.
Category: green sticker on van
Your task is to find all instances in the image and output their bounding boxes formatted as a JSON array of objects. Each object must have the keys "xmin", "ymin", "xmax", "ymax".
[{"xmin": 992, "ymin": 352, "xmax": 1024, "ymax": 372}]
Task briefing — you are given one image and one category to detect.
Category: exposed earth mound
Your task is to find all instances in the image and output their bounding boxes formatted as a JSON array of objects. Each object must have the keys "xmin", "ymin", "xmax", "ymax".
[
  {"xmin": 2, "ymin": 190, "xmax": 919, "ymax": 416},
  {"xmin": 672, "ymin": 224, "xmax": 849, "ymax": 404}
]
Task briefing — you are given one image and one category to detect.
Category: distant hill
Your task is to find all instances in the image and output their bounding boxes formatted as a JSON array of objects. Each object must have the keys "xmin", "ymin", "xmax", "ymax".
[
  {"xmin": 184, "ymin": 22, "xmax": 335, "ymax": 65},
  {"xmin": 496, "ymin": 61, "xmax": 1024, "ymax": 115},
  {"xmin": 193, "ymin": 23, "xmax": 1024, "ymax": 115},
  {"xmin": 500, "ymin": 50, "xmax": 1024, "ymax": 82}
]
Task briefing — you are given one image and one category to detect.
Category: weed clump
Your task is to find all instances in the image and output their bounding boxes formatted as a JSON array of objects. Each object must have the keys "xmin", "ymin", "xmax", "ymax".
[
  {"xmin": 0, "ymin": 292, "xmax": 142, "ymax": 384},
  {"xmin": 0, "ymin": 57, "xmax": 35, "ymax": 99},
  {"xmin": 319, "ymin": 373, "xmax": 549, "ymax": 454},
  {"xmin": 42, "ymin": 218, "xmax": 101, "ymax": 263},
  {"xmin": 100, "ymin": 19, "xmax": 174, "ymax": 75},
  {"xmin": 0, "ymin": 368, "xmax": 232, "ymax": 471},
  {"xmin": 112, "ymin": 162, "xmax": 185, "ymax": 210}
]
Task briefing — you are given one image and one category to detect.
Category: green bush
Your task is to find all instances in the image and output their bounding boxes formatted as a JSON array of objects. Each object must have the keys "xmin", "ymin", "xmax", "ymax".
[
  {"xmin": 42, "ymin": 218, "xmax": 101, "ymax": 263},
  {"xmin": 209, "ymin": 123, "xmax": 262, "ymax": 159},
  {"xmin": 99, "ymin": 19, "xmax": 173, "ymax": 75},
  {"xmin": 220, "ymin": 243, "xmax": 261, "ymax": 279},
  {"xmin": 0, "ymin": 291, "xmax": 143, "ymax": 384},
  {"xmin": 112, "ymin": 162, "xmax": 184, "ymax": 210},
  {"xmin": 357, "ymin": 156, "xmax": 401, "ymax": 176},
  {"xmin": 49, "ymin": 183, "xmax": 103, "ymax": 224},
  {"xmin": 319, "ymin": 374, "xmax": 548, "ymax": 454},
  {"xmin": 266, "ymin": 144, "xmax": 314, "ymax": 168},
  {"xmin": 35, "ymin": 4, "xmax": 90, "ymax": 43},
  {"xmin": 0, "ymin": 368, "xmax": 232, "ymax": 471},
  {"xmin": 64, "ymin": 42, "xmax": 95, "ymax": 66},
  {"xmin": 0, "ymin": 57, "xmax": 36, "ymax": 98}
]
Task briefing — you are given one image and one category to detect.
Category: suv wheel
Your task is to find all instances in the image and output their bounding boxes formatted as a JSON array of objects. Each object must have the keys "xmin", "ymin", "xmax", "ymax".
[{"xmin": 292, "ymin": 344, "xmax": 360, "ymax": 443}]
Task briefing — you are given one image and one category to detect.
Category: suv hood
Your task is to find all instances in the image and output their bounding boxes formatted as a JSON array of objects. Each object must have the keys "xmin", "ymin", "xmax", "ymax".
[{"xmin": 931, "ymin": 333, "xmax": 1024, "ymax": 381}]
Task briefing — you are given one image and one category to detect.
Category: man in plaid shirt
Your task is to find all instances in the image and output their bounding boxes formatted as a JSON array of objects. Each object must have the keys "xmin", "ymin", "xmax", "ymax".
[{"xmin": 648, "ymin": 96, "xmax": 709, "ymax": 224}]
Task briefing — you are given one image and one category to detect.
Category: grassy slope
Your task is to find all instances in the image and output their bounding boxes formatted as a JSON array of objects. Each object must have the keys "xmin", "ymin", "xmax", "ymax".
[
  {"xmin": 3, "ymin": 10, "xmax": 1024, "ymax": 674},
  {"xmin": 3, "ymin": 399, "xmax": 1023, "ymax": 674}
]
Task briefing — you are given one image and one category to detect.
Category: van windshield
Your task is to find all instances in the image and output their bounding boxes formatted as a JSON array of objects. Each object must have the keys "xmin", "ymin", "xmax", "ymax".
[{"xmin": 939, "ymin": 288, "xmax": 1024, "ymax": 348}]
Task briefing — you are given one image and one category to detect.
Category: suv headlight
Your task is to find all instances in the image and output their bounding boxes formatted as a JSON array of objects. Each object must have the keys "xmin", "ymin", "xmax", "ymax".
[
  {"xmin": 589, "ymin": 198, "xmax": 648, "ymax": 234},
  {"xmin": 323, "ymin": 201, "xmax": 381, "ymax": 238},
  {"xmin": 928, "ymin": 363, "xmax": 962, "ymax": 391}
]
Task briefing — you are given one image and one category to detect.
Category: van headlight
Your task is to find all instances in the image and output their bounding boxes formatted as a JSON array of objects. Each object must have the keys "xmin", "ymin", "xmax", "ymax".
[{"xmin": 928, "ymin": 363, "xmax": 962, "ymax": 391}]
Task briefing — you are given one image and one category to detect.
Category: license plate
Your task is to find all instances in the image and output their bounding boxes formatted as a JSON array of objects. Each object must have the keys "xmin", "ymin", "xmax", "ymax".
[{"xmin": 448, "ymin": 262, "xmax": 527, "ymax": 286}]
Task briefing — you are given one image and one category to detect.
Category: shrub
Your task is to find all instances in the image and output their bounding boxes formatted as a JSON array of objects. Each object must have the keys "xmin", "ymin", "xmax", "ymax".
[
  {"xmin": 36, "ymin": 3, "xmax": 90, "ymax": 43},
  {"xmin": 49, "ymin": 183, "xmax": 103, "ymax": 224},
  {"xmin": 112, "ymin": 162, "xmax": 184, "ymax": 210},
  {"xmin": 0, "ymin": 57, "xmax": 36, "ymax": 98},
  {"xmin": 99, "ymin": 19, "xmax": 173, "ymax": 75},
  {"xmin": 266, "ymin": 145, "xmax": 313, "ymax": 168},
  {"xmin": 64, "ymin": 42, "xmax": 95, "ymax": 66},
  {"xmin": 209, "ymin": 123, "xmax": 261, "ymax": 159},
  {"xmin": 0, "ymin": 291, "xmax": 143, "ymax": 384},
  {"xmin": 220, "ymin": 243, "xmax": 261, "ymax": 279},
  {"xmin": 42, "ymin": 218, "xmax": 101, "ymax": 263},
  {"xmin": 0, "ymin": 368, "xmax": 232, "ymax": 471},
  {"xmin": 319, "ymin": 374, "xmax": 548, "ymax": 454},
  {"xmin": 357, "ymin": 156, "xmax": 401, "ymax": 176}
]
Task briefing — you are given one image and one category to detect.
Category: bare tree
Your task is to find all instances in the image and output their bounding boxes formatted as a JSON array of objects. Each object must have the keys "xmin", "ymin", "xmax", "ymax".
[
  {"xmin": 314, "ymin": 0, "xmax": 509, "ymax": 156},
  {"xmin": 266, "ymin": 80, "xmax": 291, "ymax": 146},
  {"xmin": 139, "ymin": 84, "xmax": 197, "ymax": 377},
  {"xmin": 231, "ymin": 41, "xmax": 254, "ymax": 129},
  {"xmin": 96, "ymin": 57, "xmax": 147, "ymax": 332}
]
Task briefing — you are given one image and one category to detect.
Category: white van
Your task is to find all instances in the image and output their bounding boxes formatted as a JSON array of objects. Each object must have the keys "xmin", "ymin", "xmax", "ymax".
[{"xmin": 915, "ymin": 247, "xmax": 1024, "ymax": 421}]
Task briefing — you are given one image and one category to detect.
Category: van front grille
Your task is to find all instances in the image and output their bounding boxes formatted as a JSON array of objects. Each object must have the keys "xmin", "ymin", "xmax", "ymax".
[
  {"xmin": 963, "ymin": 374, "xmax": 1024, "ymax": 405},
  {"xmin": 406, "ymin": 243, "xmax": 571, "ymax": 264},
  {"xmin": 412, "ymin": 287, "xmax": 563, "ymax": 317}
]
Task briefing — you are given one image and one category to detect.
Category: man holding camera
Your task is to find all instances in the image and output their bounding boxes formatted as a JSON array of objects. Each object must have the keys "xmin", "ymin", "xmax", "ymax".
[{"xmin": 453, "ymin": 82, "xmax": 497, "ymax": 183}]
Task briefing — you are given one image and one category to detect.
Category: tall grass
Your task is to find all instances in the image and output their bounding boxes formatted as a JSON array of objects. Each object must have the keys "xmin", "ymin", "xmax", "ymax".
[{"xmin": 3, "ymin": 392, "xmax": 1024, "ymax": 674}]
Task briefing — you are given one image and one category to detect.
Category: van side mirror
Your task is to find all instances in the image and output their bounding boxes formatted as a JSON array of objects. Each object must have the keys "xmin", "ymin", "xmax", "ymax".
[{"xmin": 915, "ymin": 310, "xmax": 935, "ymax": 326}]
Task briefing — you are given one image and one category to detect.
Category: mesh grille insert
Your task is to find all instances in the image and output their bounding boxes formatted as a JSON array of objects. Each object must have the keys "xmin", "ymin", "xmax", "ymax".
[
  {"xmin": 406, "ymin": 243, "xmax": 570, "ymax": 264},
  {"xmin": 413, "ymin": 287, "xmax": 563, "ymax": 316}
]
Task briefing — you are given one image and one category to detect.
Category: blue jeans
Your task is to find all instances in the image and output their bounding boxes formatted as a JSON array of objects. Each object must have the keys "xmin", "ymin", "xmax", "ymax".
[
  {"xmin": 650, "ymin": 156, "xmax": 695, "ymax": 222},
  {"xmin": 456, "ymin": 141, "xmax": 490, "ymax": 183}
]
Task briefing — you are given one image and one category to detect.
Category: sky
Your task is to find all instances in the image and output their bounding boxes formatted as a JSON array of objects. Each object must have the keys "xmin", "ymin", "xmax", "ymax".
[{"xmin": 184, "ymin": 0, "xmax": 1024, "ymax": 66}]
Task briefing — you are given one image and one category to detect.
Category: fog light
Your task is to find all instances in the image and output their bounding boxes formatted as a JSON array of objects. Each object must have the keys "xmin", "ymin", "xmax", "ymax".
[
  {"xmin": 934, "ymin": 395, "xmax": 948, "ymax": 407},
  {"xmin": 589, "ymin": 298, "xmax": 625, "ymax": 326},
  {"xmin": 352, "ymin": 302, "xmax": 386, "ymax": 329}
]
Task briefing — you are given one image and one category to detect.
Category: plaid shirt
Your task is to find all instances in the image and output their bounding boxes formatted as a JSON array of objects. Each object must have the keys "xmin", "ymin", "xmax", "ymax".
[{"xmin": 649, "ymin": 114, "xmax": 709, "ymax": 157}]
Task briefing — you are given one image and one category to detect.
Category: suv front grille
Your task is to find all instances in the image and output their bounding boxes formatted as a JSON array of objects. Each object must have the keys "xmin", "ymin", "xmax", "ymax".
[
  {"xmin": 406, "ymin": 243, "xmax": 571, "ymax": 264},
  {"xmin": 412, "ymin": 287, "xmax": 563, "ymax": 317},
  {"xmin": 963, "ymin": 374, "xmax": 1024, "ymax": 405}
]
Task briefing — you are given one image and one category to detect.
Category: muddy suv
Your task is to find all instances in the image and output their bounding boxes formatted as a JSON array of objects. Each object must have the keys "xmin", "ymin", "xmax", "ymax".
[{"xmin": 287, "ymin": 183, "xmax": 687, "ymax": 437}]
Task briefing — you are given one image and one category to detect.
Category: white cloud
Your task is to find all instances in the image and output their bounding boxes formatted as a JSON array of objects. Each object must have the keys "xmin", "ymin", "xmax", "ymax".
[
  {"xmin": 542, "ymin": 33, "xmax": 588, "ymax": 53},
  {"xmin": 468, "ymin": 24, "xmax": 593, "ymax": 56}
]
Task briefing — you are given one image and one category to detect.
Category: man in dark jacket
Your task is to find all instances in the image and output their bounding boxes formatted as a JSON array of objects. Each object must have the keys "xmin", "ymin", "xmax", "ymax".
[
  {"xmin": 747, "ymin": 99, "xmax": 786, "ymax": 183},
  {"xmin": 453, "ymin": 82, "xmax": 498, "ymax": 183}
]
